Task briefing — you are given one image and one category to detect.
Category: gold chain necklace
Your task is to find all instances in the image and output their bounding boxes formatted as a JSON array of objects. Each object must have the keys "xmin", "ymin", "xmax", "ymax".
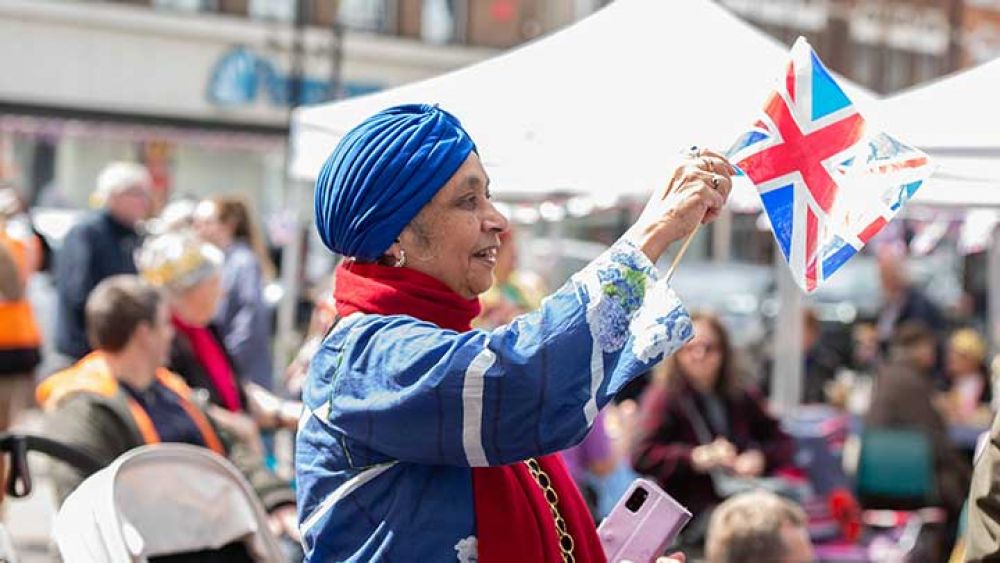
[{"xmin": 524, "ymin": 457, "xmax": 576, "ymax": 563}]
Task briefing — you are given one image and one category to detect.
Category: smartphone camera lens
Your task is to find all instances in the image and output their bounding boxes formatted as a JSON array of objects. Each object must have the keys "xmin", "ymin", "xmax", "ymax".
[{"xmin": 625, "ymin": 487, "xmax": 648, "ymax": 513}]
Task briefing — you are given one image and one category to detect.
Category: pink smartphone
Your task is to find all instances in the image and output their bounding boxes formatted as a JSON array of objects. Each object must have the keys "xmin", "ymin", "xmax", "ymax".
[{"xmin": 597, "ymin": 478, "xmax": 692, "ymax": 563}]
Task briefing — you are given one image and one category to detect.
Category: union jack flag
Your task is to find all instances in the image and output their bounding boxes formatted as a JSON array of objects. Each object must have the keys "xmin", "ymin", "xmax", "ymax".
[{"xmin": 728, "ymin": 38, "xmax": 935, "ymax": 292}]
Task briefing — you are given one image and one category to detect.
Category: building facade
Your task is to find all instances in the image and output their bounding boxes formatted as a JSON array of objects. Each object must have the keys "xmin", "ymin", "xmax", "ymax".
[
  {"xmin": 719, "ymin": 0, "xmax": 999, "ymax": 95},
  {"xmin": 963, "ymin": 0, "xmax": 1000, "ymax": 65},
  {"xmin": 2, "ymin": 0, "xmax": 604, "ymax": 216}
]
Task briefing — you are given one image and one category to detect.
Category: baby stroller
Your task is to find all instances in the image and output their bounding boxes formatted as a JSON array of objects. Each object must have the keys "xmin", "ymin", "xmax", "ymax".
[
  {"xmin": 1, "ymin": 431, "xmax": 105, "ymax": 562},
  {"xmin": 53, "ymin": 443, "xmax": 285, "ymax": 562}
]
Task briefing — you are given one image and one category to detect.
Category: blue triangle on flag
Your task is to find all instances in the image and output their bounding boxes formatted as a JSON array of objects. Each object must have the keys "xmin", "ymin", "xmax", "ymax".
[
  {"xmin": 760, "ymin": 185, "xmax": 794, "ymax": 261},
  {"xmin": 904, "ymin": 180, "xmax": 922, "ymax": 199},
  {"xmin": 821, "ymin": 235, "xmax": 857, "ymax": 279},
  {"xmin": 728, "ymin": 131, "xmax": 769, "ymax": 157},
  {"xmin": 743, "ymin": 131, "xmax": 768, "ymax": 147},
  {"xmin": 810, "ymin": 51, "xmax": 852, "ymax": 121},
  {"xmin": 888, "ymin": 181, "xmax": 924, "ymax": 211}
]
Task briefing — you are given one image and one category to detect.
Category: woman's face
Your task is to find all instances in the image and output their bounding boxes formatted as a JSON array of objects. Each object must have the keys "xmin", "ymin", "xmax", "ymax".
[
  {"xmin": 399, "ymin": 153, "xmax": 509, "ymax": 299},
  {"xmin": 171, "ymin": 272, "xmax": 223, "ymax": 327},
  {"xmin": 193, "ymin": 201, "xmax": 230, "ymax": 249},
  {"xmin": 676, "ymin": 319, "xmax": 724, "ymax": 393}
]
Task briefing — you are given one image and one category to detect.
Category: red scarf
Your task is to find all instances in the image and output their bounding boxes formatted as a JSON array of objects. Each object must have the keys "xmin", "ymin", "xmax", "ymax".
[
  {"xmin": 333, "ymin": 261, "xmax": 606, "ymax": 563},
  {"xmin": 334, "ymin": 261, "xmax": 481, "ymax": 331},
  {"xmin": 171, "ymin": 315, "xmax": 242, "ymax": 412}
]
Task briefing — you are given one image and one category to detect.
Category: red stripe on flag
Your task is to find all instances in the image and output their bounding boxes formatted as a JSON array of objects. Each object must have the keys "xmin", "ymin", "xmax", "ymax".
[
  {"xmin": 858, "ymin": 217, "xmax": 888, "ymax": 243},
  {"xmin": 786, "ymin": 61, "xmax": 796, "ymax": 102},
  {"xmin": 868, "ymin": 157, "xmax": 929, "ymax": 175},
  {"xmin": 738, "ymin": 93, "xmax": 864, "ymax": 215}
]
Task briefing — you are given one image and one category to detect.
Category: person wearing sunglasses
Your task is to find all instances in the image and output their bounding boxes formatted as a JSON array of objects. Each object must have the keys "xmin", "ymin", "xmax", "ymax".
[{"xmin": 631, "ymin": 313, "xmax": 794, "ymax": 532}]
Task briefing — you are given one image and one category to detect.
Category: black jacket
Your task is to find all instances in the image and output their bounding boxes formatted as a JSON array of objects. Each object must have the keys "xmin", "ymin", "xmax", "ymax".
[{"xmin": 54, "ymin": 211, "xmax": 141, "ymax": 359}]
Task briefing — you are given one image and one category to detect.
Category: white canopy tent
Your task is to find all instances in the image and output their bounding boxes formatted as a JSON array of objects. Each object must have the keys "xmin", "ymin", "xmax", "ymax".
[
  {"xmin": 284, "ymin": 0, "xmax": 874, "ymax": 412},
  {"xmin": 290, "ymin": 0, "xmax": 873, "ymax": 211},
  {"xmin": 878, "ymin": 58, "xmax": 1000, "ymax": 207},
  {"xmin": 874, "ymin": 57, "xmax": 1000, "ymax": 348}
]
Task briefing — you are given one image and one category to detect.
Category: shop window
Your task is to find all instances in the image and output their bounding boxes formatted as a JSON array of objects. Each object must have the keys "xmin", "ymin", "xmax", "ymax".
[
  {"xmin": 339, "ymin": 0, "xmax": 391, "ymax": 32},
  {"xmin": 914, "ymin": 53, "xmax": 942, "ymax": 83},
  {"xmin": 886, "ymin": 47, "xmax": 911, "ymax": 92},
  {"xmin": 309, "ymin": 0, "xmax": 339, "ymax": 26},
  {"xmin": 219, "ymin": 0, "xmax": 248, "ymax": 15},
  {"xmin": 466, "ymin": 0, "xmax": 540, "ymax": 48},
  {"xmin": 152, "ymin": 0, "xmax": 215, "ymax": 11},
  {"xmin": 422, "ymin": 0, "xmax": 457, "ymax": 43},
  {"xmin": 849, "ymin": 41, "xmax": 878, "ymax": 91},
  {"xmin": 248, "ymin": 0, "xmax": 295, "ymax": 21}
]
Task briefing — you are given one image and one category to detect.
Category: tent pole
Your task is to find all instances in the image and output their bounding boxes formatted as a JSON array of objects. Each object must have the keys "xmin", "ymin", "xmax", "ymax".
[
  {"xmin": 712, "ymin": 206, "xmax": 732, "ymax": 263},
  {"xmin": 771, "ymin": 255, "xmax": 803, "ymax": 414}
]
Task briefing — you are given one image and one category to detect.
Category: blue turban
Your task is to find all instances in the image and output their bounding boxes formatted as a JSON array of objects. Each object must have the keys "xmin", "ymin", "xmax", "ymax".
[{"xmin": 314, "ymin": 104, "xmax": 477, "ymax": 261}]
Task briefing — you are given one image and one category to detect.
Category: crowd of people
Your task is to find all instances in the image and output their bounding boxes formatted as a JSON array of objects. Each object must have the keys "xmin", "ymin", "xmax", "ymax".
[
  {"xmin": 0, "ymin": 164, "xmax": 305, "ymax": 557},
  {"xmin": 1, "ymin": 104, "xmax": 1000, "ymax": 563}
]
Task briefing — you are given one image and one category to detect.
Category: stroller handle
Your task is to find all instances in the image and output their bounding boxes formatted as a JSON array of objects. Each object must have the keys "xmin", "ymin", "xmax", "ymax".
[{"xmin": 0, "ymin": 432, "xmax": 104, "ymax": 498}]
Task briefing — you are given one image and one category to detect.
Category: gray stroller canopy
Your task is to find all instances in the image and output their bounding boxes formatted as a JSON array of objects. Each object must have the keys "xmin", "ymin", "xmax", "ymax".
[{"xmin": 53, "ymin": 444, "xmax": 284, "ymax": 562}]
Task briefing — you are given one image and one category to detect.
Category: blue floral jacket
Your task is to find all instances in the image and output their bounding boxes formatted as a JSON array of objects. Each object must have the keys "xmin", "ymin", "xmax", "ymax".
[{"xmin": 295, "ymin": 239, "xmax": 693, "ymax": 561}]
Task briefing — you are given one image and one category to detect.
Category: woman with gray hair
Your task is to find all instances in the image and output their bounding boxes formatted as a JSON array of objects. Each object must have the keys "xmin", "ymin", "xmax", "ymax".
[
  {"xmin": 137, "ymin": 231, "xmax": 299, "ymax": 432},
  {"xmin": 705, "ymin": 490, "xmax": 813, "ymax": 563}
]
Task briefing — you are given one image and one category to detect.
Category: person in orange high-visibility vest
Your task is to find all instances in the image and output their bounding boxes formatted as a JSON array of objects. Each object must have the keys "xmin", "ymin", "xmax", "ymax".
[
  {"xmin": 36, "ymin": 275, "xmax": 298, "ymax": 542},
  {"xmin": 0, "ymin": 185, "xmax": 42, "ymax": 432}
]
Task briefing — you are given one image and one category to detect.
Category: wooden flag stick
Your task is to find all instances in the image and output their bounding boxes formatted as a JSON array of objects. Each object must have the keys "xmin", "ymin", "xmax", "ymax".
[{"xmin": 665, "ymin": 226, "xmax": 700, "ymax": 283}]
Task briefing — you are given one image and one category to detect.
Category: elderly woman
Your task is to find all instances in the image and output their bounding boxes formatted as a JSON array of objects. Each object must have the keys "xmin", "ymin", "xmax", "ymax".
[
  {"xmin": 138, "ymin": 231, "xmax": 299, "ymax": 431},
  {"xmin": 296, "ymin": 104, "xmax": 733, "ymax": 562}
]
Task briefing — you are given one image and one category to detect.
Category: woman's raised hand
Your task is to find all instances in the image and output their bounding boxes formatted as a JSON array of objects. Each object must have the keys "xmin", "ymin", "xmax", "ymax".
[{"xmin": 625, "ymin": 148, "xmax": 735, "ymax": 263}]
